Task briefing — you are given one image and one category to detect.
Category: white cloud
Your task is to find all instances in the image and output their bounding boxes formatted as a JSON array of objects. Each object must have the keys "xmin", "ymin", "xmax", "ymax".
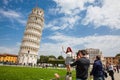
[
  {"xmin": 39, "ymin": 43, "xmax": 63, "ymax": 57},
  {"xmin": 2, "ymin": 10, "xmax": 21, "ymax": 18},
  {"xmin": 83, "ymin": 36, "xmax": 120, "ymax": 57},
  {"xmin": 3, "ymin": 0, "xmax": 9, "ymax": 5},
  {"xmin": 1, "ymin": 0, "xmax": 120, "ymax": 58},
  {"xmin": 46, "ymin": 0, "xmax": 87, "ymax": 31},
  {"xmin": 88, "ymin": 0, "xmax": 95, "ymax": 3},
  {"xmin": 1, "ymin": 34, "xmax": 119, "ymax": 57},
  {"xmin": 45, "ymin": 15, "xmax": 81, "ymax": 30},
  {"xmin": 53, "ymin": 0, "xmax": 86, "ymax": 15},
  {"xmin": 0, "ymin": 42, "xmax": 21, "ymax": 55},
  {"xmin": 52, "ymin": 0, "xmax": 120, "ymax": 30},
  {"xmin": 16, "ymin": 42, "xmax": 21, "ymax": 46},
  {"xmin": 39, "ymin": 33, "xmax": 120, "ymax": 57},
  {"xmin": 0, "ymin": 9, "xmax": 26, "ymax": 25},
  {"xmin": 82, "ymin": 0, "xmax": 120, "ymax": 29},
  {"xmin": 0, "ymin": 46, "xmax": 19, "ymax": 54}
]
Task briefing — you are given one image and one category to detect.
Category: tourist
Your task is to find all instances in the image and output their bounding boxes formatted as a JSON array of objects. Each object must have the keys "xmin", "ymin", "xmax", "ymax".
[
  {"xmin": 90, "ymin": 55, "xmax": 104, "ymax": 80},
  {"xmin": 116, "ymin": 64, "xmax": 119, "ymax": 73},
  {"xmin": 70, "ymin": 50, "xmax": 90, "ymax": 80},
  {"xmin": 107, "ymin": 63, "xmax": 114, "ymax": 80},
  {"xmin": 62, "ymin": 46, "xmax": 74, "ymax": 76}
]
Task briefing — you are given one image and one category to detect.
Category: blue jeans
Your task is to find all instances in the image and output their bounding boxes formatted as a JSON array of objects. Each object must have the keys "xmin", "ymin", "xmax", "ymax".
[
  {"xmin": 76, "ymin": 78, "xmax": 87, "ymax": 80},
  {"xmin": 93, "ymin": 76, "xmax": 103, "ymax": 80}
]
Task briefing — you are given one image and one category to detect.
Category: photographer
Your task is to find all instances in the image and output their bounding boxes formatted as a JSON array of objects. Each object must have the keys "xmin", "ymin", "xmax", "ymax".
[{"xmin": 70, "ymin": 50, "xmax": 90, "ymax": 80}]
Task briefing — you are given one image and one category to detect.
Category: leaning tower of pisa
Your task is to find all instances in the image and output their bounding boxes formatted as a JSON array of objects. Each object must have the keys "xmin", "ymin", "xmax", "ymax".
[{"xmin": 18, "ymin": 7, "xmax": 44, "ymax": 65}]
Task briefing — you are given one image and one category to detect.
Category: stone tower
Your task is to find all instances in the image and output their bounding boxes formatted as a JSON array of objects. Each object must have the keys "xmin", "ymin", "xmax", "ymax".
[{"xmin": 18, "ymin": 7, "xmax": 44, "ymax": 65}]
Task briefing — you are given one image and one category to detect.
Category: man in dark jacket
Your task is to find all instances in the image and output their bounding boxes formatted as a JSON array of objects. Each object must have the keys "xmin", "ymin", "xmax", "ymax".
[
  {"xmin": 70, "ymin": 50, "xmax": 90, "ymax": 80},
  {"xmin": 90, "ymin": 55, "xmax": 104, "ymax": 80}
]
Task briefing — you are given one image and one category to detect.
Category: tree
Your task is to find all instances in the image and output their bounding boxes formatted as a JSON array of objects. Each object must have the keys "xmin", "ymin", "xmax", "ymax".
[
  {"xmin": 48, "ymin": 55, "xmax": 56, "ymax": 60},
  {"xmin": 37, "ymin": 59, "xmax": 40, "ymax": 64},
  {"xmin": 115, "ymin": 53, "xmax": 120, "ymax": 64},
  {"xmin": 57, "ymin": 55, "xmax": 64, "ymax": 60},
  {"xmin": 115, "ymin": 53, "xmax": 120, "ymax": 57},
  {"xmin": 39, "ymin": 55, "xmax": 49, "ymax": 63}
]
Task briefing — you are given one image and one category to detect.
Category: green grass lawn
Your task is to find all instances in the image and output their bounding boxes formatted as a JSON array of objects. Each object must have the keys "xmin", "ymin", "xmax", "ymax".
[{"xmin": 0, "ymin": 65, "xmax": 76, "ymax": 80}]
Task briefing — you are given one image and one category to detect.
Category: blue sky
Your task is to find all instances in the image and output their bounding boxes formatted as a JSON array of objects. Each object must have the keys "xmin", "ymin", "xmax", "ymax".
[{"xmin": 0, "ymin": 0, "xmax": 120, "ymax": 57}]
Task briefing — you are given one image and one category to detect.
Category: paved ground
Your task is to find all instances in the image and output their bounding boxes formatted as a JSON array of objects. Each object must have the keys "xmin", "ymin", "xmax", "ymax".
[{"xmin": 106, "ymin": 72, "xmax": 120, "ymax": 80}]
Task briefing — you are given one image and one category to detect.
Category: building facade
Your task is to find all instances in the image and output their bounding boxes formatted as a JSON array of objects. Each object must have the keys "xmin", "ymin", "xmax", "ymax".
[
  {"xmin": 86, "ymin": 48, "xmax": 105, "ymax": 64},
  {"xmin": 104, "ymin": 57, "xmax": 119, "ymax": 66},
  {"xmin": 18, "ymin": 7, "xmax": 44, "ymax": 65},
  {"xmin": 0, "ymin": 53, "xmax": 18, "ymax": 64}
]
